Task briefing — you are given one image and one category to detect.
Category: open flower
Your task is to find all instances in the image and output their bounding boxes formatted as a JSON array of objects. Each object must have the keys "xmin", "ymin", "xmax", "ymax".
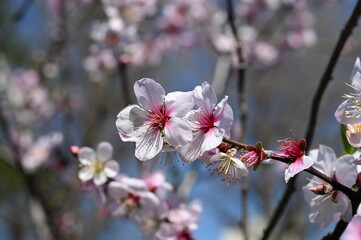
[
  {"xmin": 303, "ymin": 145, "xmax": 357, "ymax": 228},
  {"xmin": 277, "ymin": 138, "xmax": 314, "ymax": 182},
  {"xmin": 116, "ymin": 78, "xmax": 194, "ymax": 161},
  {"xmin": 77, "ymin": 141, "xmax": 119, "ymax": 185},
  {"xmin": 208, "ymin": 148, "xmax": 248, "ymax": 184},
  {"xmin": 335, "ymin": 57, "xmax": 361, "ymax": 125},
  {"xmin": 178, "ymin": 82, "xmax": 233, "ymax": 162}
]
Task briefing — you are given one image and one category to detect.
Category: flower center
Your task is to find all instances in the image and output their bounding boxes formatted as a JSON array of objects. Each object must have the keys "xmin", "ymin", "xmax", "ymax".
[
  {"xmin": 194, "ymin": 109, "xmax": 215, "ymax": 132},
  {"xmin": 147, "ymin": 104, "xmax": 170, "ymax": 130}
]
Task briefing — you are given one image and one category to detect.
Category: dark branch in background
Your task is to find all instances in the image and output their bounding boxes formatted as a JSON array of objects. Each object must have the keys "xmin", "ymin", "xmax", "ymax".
[
  {"xmin": 0, "ymin": 0, "xmax": 36, "ymax": 51},
  {"xmin": 262, "ymin": 1, "xmax": 361, "ymax": 239},
  {"xmin": 0, "ymin": 108, "xmax": 59, "ymax": 240},
  {"xmin": 118, "ymin": 61, "xmax": 131, "ymax": 105},
  {"xmin": 226, "ymin": 1, "xmax": 249, "ymax": 239}
]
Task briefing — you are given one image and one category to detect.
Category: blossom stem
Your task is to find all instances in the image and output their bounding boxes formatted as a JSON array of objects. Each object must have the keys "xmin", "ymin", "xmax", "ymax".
[{"xmin": 222, "ymin": 137, "xmax": 247, "ymax": 149}]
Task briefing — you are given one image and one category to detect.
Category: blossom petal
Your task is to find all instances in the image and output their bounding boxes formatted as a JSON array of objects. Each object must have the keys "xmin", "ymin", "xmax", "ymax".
[
  {"xmin": 177, "ymin": 133, "xmax": 204, "ymax": 163},
  {"xmin": 351, "ymin": 57, "xmax": 361, "ymax": 90},
  {"xmin": 116, "ymin": 105, "xmax": 147, "ymax": 142},
  {"xmin": 201, "ymin": 128, "xmax": 223, "ymax": 153},
  {"xmin": 164, "ymin": 117, "xmax": 192, "ymax": 147},
  {"xmin": 193, "ymin": 82, "xmax": 217, "ymax": 114},
  {"xmin": 78, "ymin": 166, "xmax": 95, "ymax": 182},
  {"xmin": 108, "ymin": 181, "xmax": 129, "ymax": 200},
  {"xmin": 213, "ymin": 96, "xmax": 233, "ymax": 138},
  {"xmin": 336, "ymin": 155, "xmax": 357, "ymax": 187},
  {"xmin": 337, "ymin": 192, "xmax": 353, "ymax": 222},
  {"xmin": 335, "ymin": 99, "xmax": 361, "ymax": 125},
  {"xmin": 284, "ymin": 155, "xmax": 314, "ymax": 183},
  {"xmin": 104, "ymin": 160, "xmax": 119, "ymax": 178},
  {"xmin": 134, "ymin": 78, "xmax": 165, "ymax": 111},
  {"xmin": 78, "ymin": 147, "xmax": 96, "ymax": 165},
  {"xmin": 135, "ymin": 129, "xmax": 163, "ymax": 161},
  {"xmin": 93, "ymin": 172, "xmax": 107, "ymax": 185},
  {"xmin": 97, "ymin": 141, "xmax": 113, "ymax": 161},
  {"xmin": 309, "ymin": 196, "xmax": 337, "ymax": 228},
  {"xmin": 165, "ymin": 91, "xmax": 194, "ymax": 117},
  {"xmin": 346, "ymin": 129, "xmax": 361, "ymax": 148}
]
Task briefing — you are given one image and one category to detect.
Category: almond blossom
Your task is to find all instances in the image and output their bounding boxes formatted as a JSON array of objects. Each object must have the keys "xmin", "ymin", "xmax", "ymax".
[
  {"xmin": 302, "ymin": 145, "xmax": 357, "ymax": 228},
  {"xmin": 277, "ymin": 138, "xmax": 314, "ymax": 182},
  {"xmin": 345, "ymin": 123, "xmax": 361, "ymax": 148},
  {"xmin": 208, "ymin": 148, "xmax": 248, "ymax": 184},
  {"xmin": 77, "ymin": 141, "xmax": 119, "ymax": 185},
  {"xmin": 177, "ymin": 82, "xmax": 233, "ymax": 162},
  {"xmin": 116, "ymin": 78, "xmax": 194, "ymax": 161},
  {"xmin": 335, "ymin": 57, "xmax": 361, "ymax": 125}
]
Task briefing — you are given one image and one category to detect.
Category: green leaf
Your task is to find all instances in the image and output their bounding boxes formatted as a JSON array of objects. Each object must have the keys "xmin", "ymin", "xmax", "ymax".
[{"xmin": 340, "ymin": 124, "xmax": 358, "ymax": 155}]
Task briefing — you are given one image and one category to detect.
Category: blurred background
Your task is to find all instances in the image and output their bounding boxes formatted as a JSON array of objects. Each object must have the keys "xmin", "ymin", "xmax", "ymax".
[{"xmin": 0, "ymin": 0, "xmax": 360, "ymax": 239}]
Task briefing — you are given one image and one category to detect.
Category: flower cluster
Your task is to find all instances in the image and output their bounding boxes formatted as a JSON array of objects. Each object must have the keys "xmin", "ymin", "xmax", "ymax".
[
  {"xmin": 116, "ymin": 78, "xmax": 250, "ymax": 184},
  {"xmin": 75, "ymin": 142, "xmax": 202, "ymax": 240}
]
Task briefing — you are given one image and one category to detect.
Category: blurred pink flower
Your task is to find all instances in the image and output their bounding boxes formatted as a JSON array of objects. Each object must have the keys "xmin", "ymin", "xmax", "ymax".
[{"xmin": 78, "ymin": 141, "xmax": 119, "ymax": 185}]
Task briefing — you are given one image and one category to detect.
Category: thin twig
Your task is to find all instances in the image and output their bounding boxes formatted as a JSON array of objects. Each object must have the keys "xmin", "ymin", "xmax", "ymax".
[
  {"xmin": 226, "ymin": 1, "xmax": 249, "ymax": 238},
  {"xmin": 0, "ymin": 0, "xmax": 36, "ymax": 51},
  {"xmin": 262, "ymin": 2, "xmax": 361, "ymax": 239},
  {"xmin": 118, "ymin": 61, "xmax": 131, "ymax": 105}
]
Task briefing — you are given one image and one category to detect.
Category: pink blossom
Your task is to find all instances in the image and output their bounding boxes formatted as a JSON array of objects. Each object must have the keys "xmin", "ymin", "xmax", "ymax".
[
  {"xmin": 335, "ymin": 57, "xmax": 361, "ymax": 125},
  {"xmin": 78, "ymin": 141, "xmax": 119, "ymax": 185},
  {"xmin": 277, "ymin": 138, "xmax": 314, "ymax": 182},
  {"xmin": 108, "ymin": 176, "xmax": 160, "ymax": 218},
  {"xmin": 116, "ymin": 78, "xmax": 194, "ymax": 161},
  {"xmin": 241, "ymin": 142, "xmax": 267, "ymax": 171},
  {"xmin": 303, "ymin": 145, "xmax": 357, "ymax": 228},
  {"xmin": 177, "ymin": 82, "xmax": 233, "ymax": 162}
]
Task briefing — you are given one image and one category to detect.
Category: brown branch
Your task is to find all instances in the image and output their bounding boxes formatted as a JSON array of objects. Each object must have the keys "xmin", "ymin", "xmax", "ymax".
[
  {"xmin": 118, "ymin": 61, "xmax": 131, "ymax": 106},
  {"xmin": 226, "ymin": 0, "xmax": 248, "ymax": 239},
  {"xmin": 263, "ymin": 2, "xmax": 361, "ymax": 239}
]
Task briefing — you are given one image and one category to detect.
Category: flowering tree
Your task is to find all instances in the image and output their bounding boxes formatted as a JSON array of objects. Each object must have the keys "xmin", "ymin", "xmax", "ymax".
[{"xmin": 1, "ymin": 0, "xmax": 361, "ymax": 240}]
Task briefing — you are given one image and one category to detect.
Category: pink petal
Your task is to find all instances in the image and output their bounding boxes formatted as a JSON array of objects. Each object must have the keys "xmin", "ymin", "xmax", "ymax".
[
  {"xmin": 116, "ymin": 105, "xmax": 147, "ymax": 142},
  {"xmin": 97, "ymin": 142, "xmax": 113, "ymax": 161},
  {"xmin": 142, "ymin": 155, "xmax": 160, "ymax": 171},
  {"xmin": 164, "ymin": 117, "xmax": 192, "ymax": 147},
  {"xmin": 213, "ymin": 96, "xmax": 233, "ymax": 138},
  {"xmin": 201, "ymin": 128, "xmax": 223, "ymax": 153},
  {"xmin": 78, "ymin": 147, "xmax": 96, "ymax": 165},
  {"xmin": 104, "ymin": 160, "xmax": 119, "ymax": 178},
  {"xmin": 135, "ymin": 129, "xmax": 163, "ymax": 161},
  {"xmin": 346, "ymin": 131, "xmax": 361, "ymax": 148},
  {"xmin": 134, "ymin": 78, "xmax": 165, "ymax": 111},
  {"xmin": 284, "ymin": 155, "xmax": 314, "ymax": 182},
  {"xmin": 193, "ymin": 82, "xmax": 217, "ymax": 114},
  {"xmin": 165, "ymin": 91, "xmax": 194, "ymax": 117}
]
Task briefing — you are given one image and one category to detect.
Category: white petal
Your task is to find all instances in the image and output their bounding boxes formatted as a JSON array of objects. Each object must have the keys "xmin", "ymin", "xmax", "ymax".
[
  {"xmin": 351, "ymin": 57, "xmax": 361, "ymax": 90},
  {"xmin": 97, "ymin": 141, "xmax": 113, "ymax": 161},
  {"xmin": 336, "ymin": 155, "xmax": 357, "ymax": 187},
  {"xmin": 164, "ymin": 117, "xmax": 192, "ymax": 147},
  {"xmin": 213, "ymin": 96, "xmax": 233, "ymax": 137},
  {"xmin": 116, "ymin": 105, "xmax": 147, "ymax": 142},
  {"xmin": 135, "ymin": 129, "xmax": 163, "ymax": 161},
  {"xmin": 177, "ymin": 133, "xmax": 204, "ymax": 162},
  {"xmin": 78, "ymin": 166, "xmax": 95, "ymax": 182},
  {"xmin": 335, "ymin": 99, "xmax": 361, "ymax": 125},
  {"xmin": 108, "ymin": 181, "xmax": 129, "ymax": 199},
  {"xmin": 93, "ymin": 172, "xmax": 107, "ymax": 185},
  {"xmin": 165, "ymin": 91, "xmax": 194, "ymax": 117},
  {"xmin": 134, "ymin": 78, "xmax": 165, "ymax": 111},
  {"xmin": 193, "ymin": 82, "xmax": 217, "ymax": 114},
  {"xmin": 201, "ymin": 128, "xmax": 223, "ymax": 153},
  {"xmin": 78, "ymin": 147, "xmax": 96, "ymax": 165},
  {"xmin": 104, "ymin": 160, "xmax": 119, "ymax": 178}
]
